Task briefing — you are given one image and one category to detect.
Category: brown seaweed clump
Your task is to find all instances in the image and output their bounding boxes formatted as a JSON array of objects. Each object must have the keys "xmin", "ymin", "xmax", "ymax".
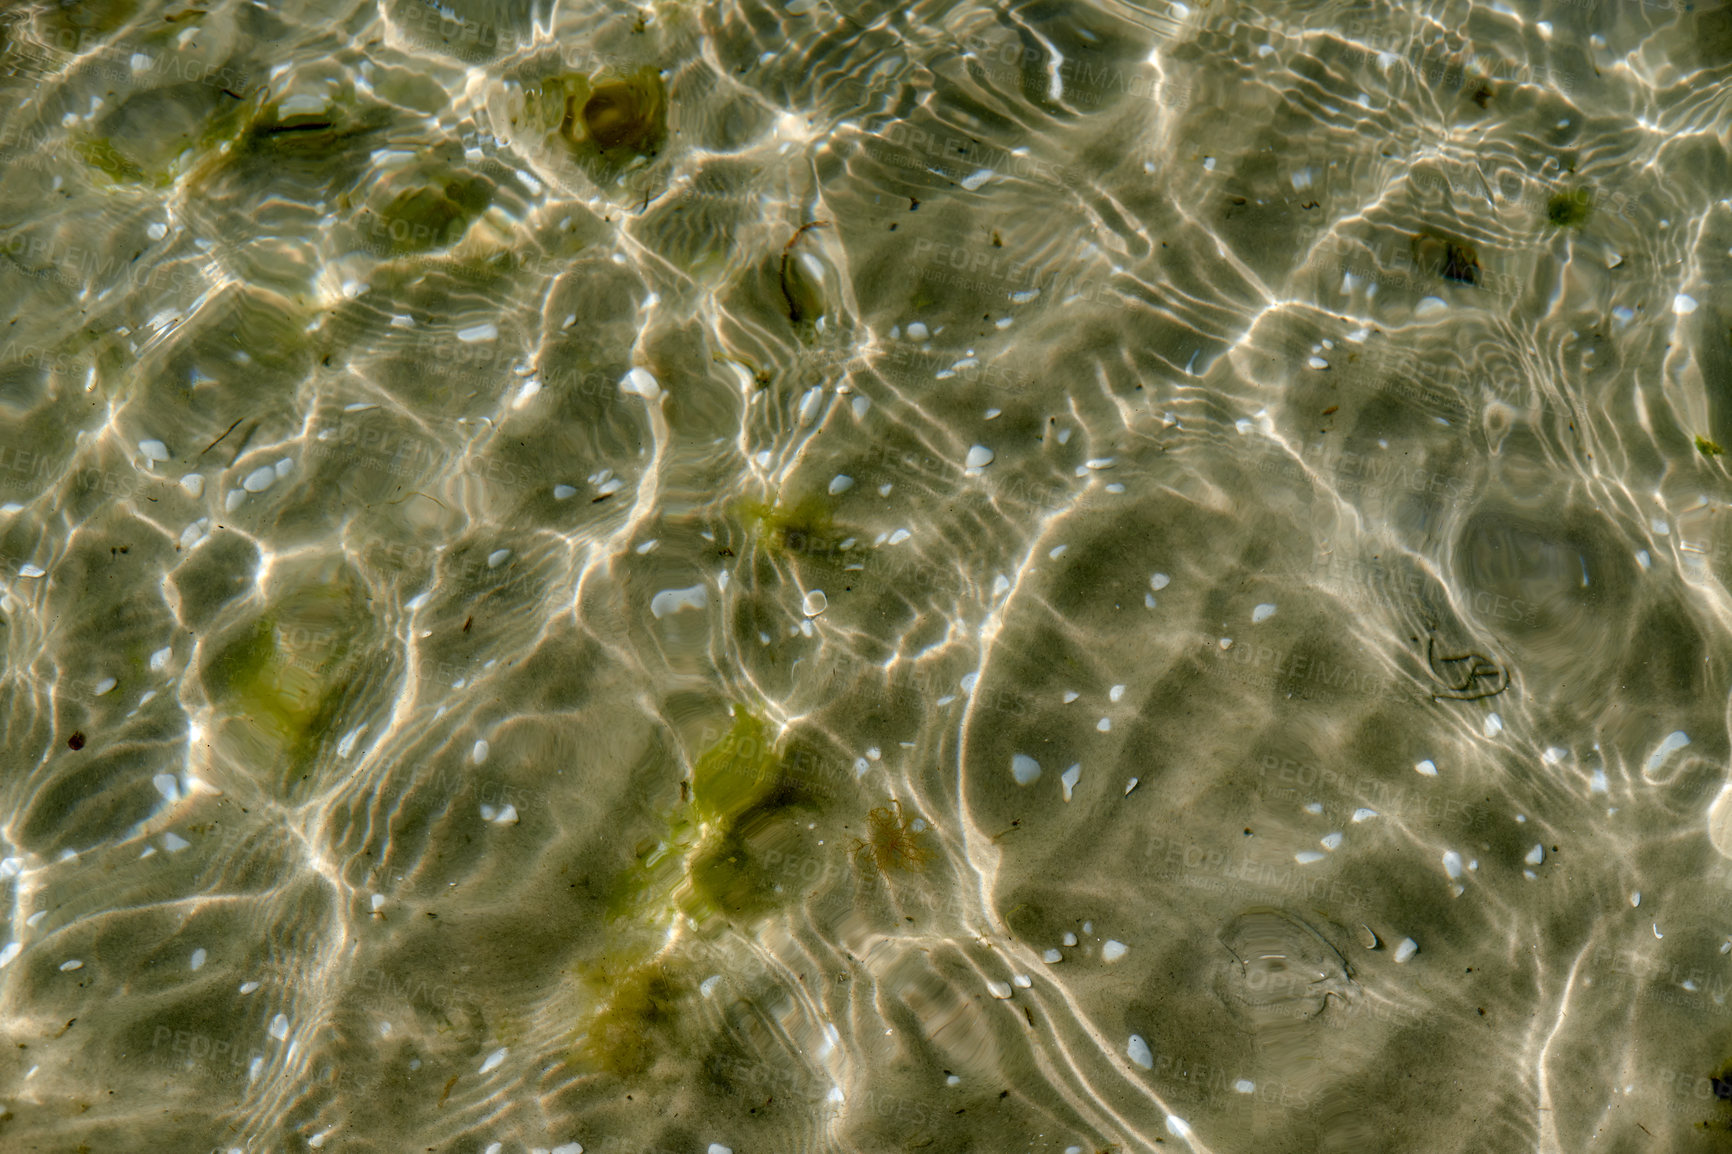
[
  {"xmin": 556, "ymin": 66, "xmax": 667, "ymax": 161},
  {"xmin": 1410, "ymin": 230, "xmax": 1481, "ymax": 286},
  {"xmin": 852, "ymin": 799, "xmax": 933, "ymax": 876}
]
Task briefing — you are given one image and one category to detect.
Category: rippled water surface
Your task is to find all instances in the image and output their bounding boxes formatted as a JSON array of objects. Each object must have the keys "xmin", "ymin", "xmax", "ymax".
[{"xmin": 3, "ymin": 0, "xmax": 1732, "ymax": 1150}]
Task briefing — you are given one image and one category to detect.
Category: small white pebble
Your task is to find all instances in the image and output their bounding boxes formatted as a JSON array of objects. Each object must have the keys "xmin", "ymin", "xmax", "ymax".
[
  {"xmin": 1096, "ymin": 717, "xmax": 1111, "ymax": 732},
  {"xmin": 1109, "ymin": 684, "xmax": 1126, "ymax": 702},
  {"xmin": 1043, "ymin": 948, "xmax": 1063, "ymax": 963},
  {"xmin": 1124, "ymin": 777, "xmax": 1139, "ymax": 795},
  {"xmin": 802, "ymin": 590, "xmax": 828, "ymax": 616},
  {"xmin": 829, "ymin": 474, "xmax": 853, "ymax": 494},
  {"xmin": 1063, "ymin": 932, "xmax": 1078, "ymax": 947},
  {"xmin": 1060, "ymin": 763, "xmax": 1081, "ymax": 801},
  {"xmin": 1393, "ymin": 938, "xmax": 1418, "ymax": 963},
  {"xmin": 1234, "ymin": 1078, "xmax": 1255, "ymax": 1093},
  {"xmin": 906, "ymin": 322, "xmax": 929, "ymax": 340},
  {"xmin": 1525, "ymin": 844, "xmax": 1545, "ymax": 865},
  {"xmin": 1062, "ymin": 690, "xmax": 1079, "ymax": 703},
  {"xmin": 1295, "ymin": 851, "xmax": 1325, "ymax": 864},
  {"xmin": 1351, "ymin": 808, "xmax": 1377, "ymax": 822},
  {"xmin": 1151, "ymin": 573, "xmax": 1170, "ymax": 590},
  {"xmin": 59, "ymin": 959, "xmax": 83, "ymax": 972},
  {"xmin": 472, "ymin": 739, "xmax": 490, "ymax": 765},
  {"xmin": 986, "ymin": 980, "xmax": 1013, "ymax": 998},
  {"xmin": 965, "ymin": 445, "xmax": 995, "ymax": 469},
  {"xmin": 1012, "ymin": 973, "xmax": 1032, "ymax": 988},
  {"xmin": 1011, "ymin": 754, "xmax": 1041, "ymax": 785},
  {"xmin": 487, "ymin": 549, "xmax": 511, "ymax": 568},
  {"xmin": 479, "ymin": 1047, "xmax": 507, "ymax": 1074},
  {"xmin": 1631, "ymin": 891, "xmax": 1641, "ymax": 907},
  {"xmin": 190, "ymin": 948, "xmax": 207, "ymax": 970},
  {"xmin": 553, "ymin": 484, "xmax": 577, "ymax": 499},
  {"xmin": 242, "ymin": 466, "xmax": 276, "ymax": 493},
  {"xmin": 1102, "ymin": 940, "xmax": 1128, "ymax": 962},
  {"xmin": 139, "ymin": 439, "xmax": 169, "ymax": 462},
  {"xmin": 1415, "ymin": 759, "xmax": 1438, "ymax": 777},
  {"xmin": 1252, "ymin": 603, "xmax": 1277, "ymax": 623},
  {"xmin": 19, "ymin": 564, "xmax": 44, "ymax": 579},
  {"xmin": 1127, "ymin": 1034, "xmax": 1153, "ymax": 1069},
  {"xmin": 1320, "ymin": 832, "xmax": 1343, "ymax": 850},
  {"xmin": 179, "ymin": 474, "xmax": 205, "ymax": 498}
]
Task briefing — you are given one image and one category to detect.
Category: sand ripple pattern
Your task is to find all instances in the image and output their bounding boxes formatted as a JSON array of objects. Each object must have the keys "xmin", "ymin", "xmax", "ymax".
[{"xmin": 0, "ymin": 0, "xmax": 1729, "ymax": 1150}]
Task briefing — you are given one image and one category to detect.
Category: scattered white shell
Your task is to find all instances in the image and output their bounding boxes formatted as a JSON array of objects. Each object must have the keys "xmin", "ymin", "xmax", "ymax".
[
  {"xmin": 1011, "ymin": 754, "xmax": 1041, "ymax": 785},
  {"xmin": 1443, "ymin": 851, "xmax": 1463, "ymax": 879},
  {"xmin": 986, "ymin": 979, "xmax": 1013, "ymax": 998},
  {"xmin": 1127, "ymin": 1034, "xmax": 1154, "ymax": 1069},
  {"xmin": 472, "ymin": 740, "xmax": 490, "ymax": 765},
  {"xmin": 1060, "ymin": 764, "xmax": 1081, "ymax": 801},
  {"xmin": 1525, "ymin": 844, "xmax": 1544, "ymax": 865},
  {"xmin": 650, "ymin": 585, "xmax": 707, "ymax": 618},
  {"xmin": 1320, "ymin": 832, "xmax": 1343, "ymax": 851},
  {"xmin": 1063, "ymin": 932, "xmax": 1078, "ymax": 947},
  {"xmin": 60, "ymin": 959, "xmax": 83, "ymax": 972},
  {"xmin": 1109, "ymin": 684, "xmax": 1126, "ymax": 702},
  {"xmin": 829, "ymin": 474, "xmax": 853, "ymax": 494},
  {"xmin": 179, "ymin": 474, "xmax": 204, "ymax": 498},
  {"xmin": 487, "ymin": 549, "xmax": 511, "ymax": 568},
  {"xmin": 1675, "ymin": 293, "xmax": 1699, "ymax": 315},
  {"xmin": 1393, "ymin": 937, "xmax": 1418, "ymax": 963},
  {"xmin": 1415, "ymin": 759, "xmax": 1438, "ymax": 777},
  {"xmin": 1252, "ymin": 603, "xmax": 1277, "ymax": 623},
  {"xmin": 802, "ymin": 590, "xmax": 828, "ymax": 617},
  {"xmin": 139, "ymin": 439, "xmax": 169, "ymax": 462},
  {"xmin": 1351, "ymin": 808, "xmax": 1378, "ymax": 822},
  {"xmin": 621, "ymin": 367, "xmax": 661, "ymax": 399},
  {"xmin": 190, "ymin": 948, "xmax": 207, "ymax": 971},
  {"xmin": 1102, "ymin": 940, "xmax": 1128, "ymax": 962},
  {"xmin": 1151, "ymin": 573, "xmax": 1171, "ymax": 590},
  {"xmin": 242, "ymin": 466, "xmax": 276, "ymax": 493},
  {"xmin": 479, "ymin": 1047, "xmax": 507, "ymax": 1074}
]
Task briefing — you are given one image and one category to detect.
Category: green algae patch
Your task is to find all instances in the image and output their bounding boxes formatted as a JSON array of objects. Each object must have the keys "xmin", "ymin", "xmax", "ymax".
[
  {"xmin": 74, "ymin": 135, "xmax": 147, "ymax": 185},
  {"xmin": 371, "ymin": 175, "xmax": 493, "ymax": 256},
  {"xmin": 199, "ymin": 575, "xmax": 369, "ymax": 780},
  {"xmin": 689, "ymin": 705, "xmax": 780, "ymax": 825},
  {"xmin": 1698, "ymin": 436, "xmax": 1724, "ymax": 457},
  {"xmin": 202, "ymin": 614, "xmax": 348, "ymax": 750},
  {"xmin": 1546, "ymin": 187, "xmax": 1594, "ymax": 227},
  {"xmin": 571, "ymin": 954, "xmax": 685, "ymax": 1077},
  {"xmin": 737, "ymin": 494, "xmax": 848, "ymax": 561}
]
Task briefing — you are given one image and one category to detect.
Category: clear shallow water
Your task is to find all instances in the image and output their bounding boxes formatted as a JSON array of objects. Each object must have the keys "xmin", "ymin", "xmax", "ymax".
[{"xmin": 1, "ymin": 0, "xmax": 1731, "ymax": 1150}]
